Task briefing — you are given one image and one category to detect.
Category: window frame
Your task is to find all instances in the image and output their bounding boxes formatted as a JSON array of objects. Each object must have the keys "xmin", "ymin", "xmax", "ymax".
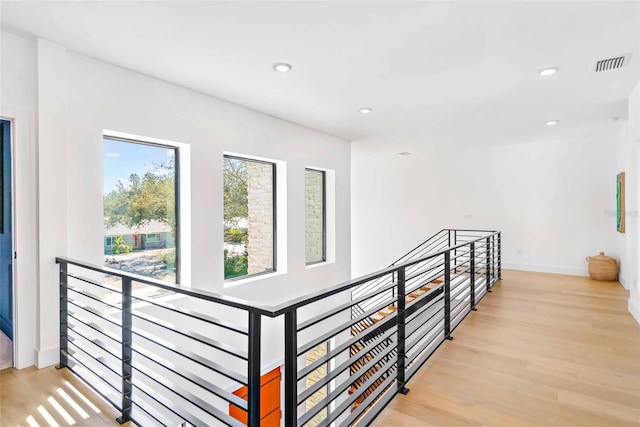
[
  {"xmin": 305, "ymin": 168, "xmax": 327, "ymax": 266},
  {"xmin": 102, "ymin": 135, "xmax": 181, "ymax": 284},
  {"xmin": 223, "ymin": 154, "xmax": 277, "ymax": 282}
]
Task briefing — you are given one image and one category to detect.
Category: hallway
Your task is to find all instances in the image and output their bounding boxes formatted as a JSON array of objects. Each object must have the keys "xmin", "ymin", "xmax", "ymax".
[{"xmin": 372, "ymin": 270, "xmax": 640, "ymax": 426}]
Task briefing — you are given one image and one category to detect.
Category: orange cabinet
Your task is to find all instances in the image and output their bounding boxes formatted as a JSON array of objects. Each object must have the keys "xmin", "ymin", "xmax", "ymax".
[{"xmin": 229, "ymin": 366, "xmax": 281, "ymax": 426}]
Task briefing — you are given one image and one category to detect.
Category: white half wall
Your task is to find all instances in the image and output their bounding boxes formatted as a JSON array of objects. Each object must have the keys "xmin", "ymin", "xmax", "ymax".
[{"xmin": 351, "ymin": 132, "xmax": 619, "ymax": 279}]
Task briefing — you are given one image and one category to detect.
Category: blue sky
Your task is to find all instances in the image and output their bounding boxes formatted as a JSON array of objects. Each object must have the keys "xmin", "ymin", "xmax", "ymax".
[{"xmin": 103, "ymin": 138, "xmax": 174, "ymax": 194}]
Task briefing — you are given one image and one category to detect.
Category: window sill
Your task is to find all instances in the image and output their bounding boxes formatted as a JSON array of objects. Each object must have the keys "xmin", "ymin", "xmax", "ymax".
[
  {"xmin": 306, "ymin": 260, "xmax": 334, "ymax": 270},
  {"xmin": 223, "ymin": 270, "xmax": 285, "ymax": 288}
]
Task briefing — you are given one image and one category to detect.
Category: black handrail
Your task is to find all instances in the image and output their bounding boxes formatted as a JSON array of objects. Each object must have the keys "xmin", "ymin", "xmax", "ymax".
[{"xmin": 56, "ymin": 228, "xmax": 502, "ymax": 426}]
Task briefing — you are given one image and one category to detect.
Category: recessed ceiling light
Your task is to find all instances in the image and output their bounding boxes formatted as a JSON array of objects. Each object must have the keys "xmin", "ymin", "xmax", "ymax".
[
  {"xmin": 359, "ymin": 108, "xmax": 372, "ymax": 114},
  {"xmin": 546, "ymin": 120, "xmax": 559, "ymax": 126},
  {"xmin": 398, "ymin": 152, "xmax": 411, "ymax": 156},
  {"xmin": 539, "ymin": 67, "xmax": 558, "ymax": 77},
  {"xmin": 273, "ymin": 62, "xmax": 292, "ymax": 73}
]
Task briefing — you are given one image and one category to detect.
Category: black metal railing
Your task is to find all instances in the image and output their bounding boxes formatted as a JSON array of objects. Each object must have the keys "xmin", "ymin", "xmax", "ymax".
[{"xmin": 56, "ymin": 229, "xmax": 501, "ymax": 426}]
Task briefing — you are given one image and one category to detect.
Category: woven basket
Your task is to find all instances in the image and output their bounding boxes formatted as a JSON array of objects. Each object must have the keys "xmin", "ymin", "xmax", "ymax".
[{"xmin": 585, "ymin": 252, "xmax": 617, "ymax": 281}]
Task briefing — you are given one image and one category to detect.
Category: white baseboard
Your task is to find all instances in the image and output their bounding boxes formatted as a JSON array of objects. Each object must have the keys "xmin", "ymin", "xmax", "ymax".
[
  {"xmin": 502, "ymin": 262, "xmax": 588, "ymax": 277},
  {"xmin": 618, "ymin": 274, "xmax": 629, "ymax": 290},
  {"xmin": 630, "ymin": 299, "xmax": 640, "ymax": 326},
  {"xmin": 36, "ymin": 346, "xmax": 59, "ymax": 368}
]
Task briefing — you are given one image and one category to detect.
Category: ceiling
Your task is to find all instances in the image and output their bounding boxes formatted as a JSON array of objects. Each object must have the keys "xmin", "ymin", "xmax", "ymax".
[{"xmin": 1, "ymin": 1, "xmax": 639, "ymax": 145}]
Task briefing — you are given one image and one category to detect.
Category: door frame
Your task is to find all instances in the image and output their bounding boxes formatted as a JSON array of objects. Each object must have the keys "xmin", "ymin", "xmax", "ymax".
[{"xmin": 1, "ymin": 116, "xmax": 16, "ymax": 368}]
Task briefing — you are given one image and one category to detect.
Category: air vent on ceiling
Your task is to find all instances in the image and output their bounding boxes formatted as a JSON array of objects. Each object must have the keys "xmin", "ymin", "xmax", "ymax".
[{"xmin": 594, "ymin": 54, "xmax": 631, "ymax": 72}]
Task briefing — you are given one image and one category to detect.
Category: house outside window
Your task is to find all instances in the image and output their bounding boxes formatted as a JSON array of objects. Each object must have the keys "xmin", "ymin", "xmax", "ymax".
[
  {"xmin": 103, "ymin": 137, "xmax": 179, "ymax": 287},
  {"xmin": 223, "ymin": 155, "xmax": 276, "ymax": 280}
]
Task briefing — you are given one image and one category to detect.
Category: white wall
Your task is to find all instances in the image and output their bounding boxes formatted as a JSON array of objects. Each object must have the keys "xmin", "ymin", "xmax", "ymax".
[
  {"xmin": 617, "ymin": 82, "xmax": 640, "ymax": 324},
  {"xmin": 3, "ymin": 32, "xmax": 352, "ymax": 368},
  {"xmin": 351, "ymin": 132, "xmax": 619, "ymax": 278},
  {"xmin": 0, "ymin": 31, "xmax": 38, "ymax": 368}
]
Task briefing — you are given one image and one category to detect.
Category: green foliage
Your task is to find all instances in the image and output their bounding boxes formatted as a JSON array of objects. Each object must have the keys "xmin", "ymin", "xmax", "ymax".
[
  {"xmin": 104, "ymin": 159, "xmax": 176, "ymax": 234},
  {"xmin": 111, "ymin": 235, "xmax": 132, "ymax": 255},
  {"xmin": 160, "ymin": 249, "xmax": 176, "ymax": 272},
  {"xmin": 224, "ymin": 250, "xmax": 248, "ymax": 279},
  {"xmin": 223, "ymin": 158, "xmax": 248, "ymax": 227},
  {"xmin": 226, "ymin": 228, "xmax": 248, "ymax": 244}
]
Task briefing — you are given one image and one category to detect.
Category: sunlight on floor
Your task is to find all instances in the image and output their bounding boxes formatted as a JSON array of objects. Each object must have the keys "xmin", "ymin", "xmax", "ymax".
[{"xmin": 18, "ymin": 380, "xmax": 103, "ymax": 427}]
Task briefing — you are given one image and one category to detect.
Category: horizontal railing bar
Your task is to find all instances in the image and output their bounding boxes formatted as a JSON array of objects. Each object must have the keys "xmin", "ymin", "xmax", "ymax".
[
  {"xmin": 67, "ymin": 341, "xmax": 120, "ymax": 379},
  {"xmin": 68, "ymin": 301, "xmax": 121, "ymax": 327},
  {"xmin": 68, "ymin": 327, "xmax": 121, "ymax": 362},
  {"xmin": 297, "ymin": 297, "xmax": 395, "ymax": 356},
  {"xmin": 131, "ymin": 380, "xmax": 214, "ymax": 427},
  {"xmin": 406, "ymin": 333, "xmax": 445, "ymax": 377},
  {"xmin": 404, "ymin": 263, "xmax": 445, "ymax": 284},
  {"xmin": 65, "ymin": 352, "xmax": 122, "ymax": 396},
  {"xmin": 298, "ymin": 280, "xmax": 399, "ymax": 332},
  {"xmin": 132, "ymin": 363, "xmax": 242, "ymax": 427},
  {"xmin": 133, "ymin": 329, "xmax": 248, "ymax": 386},
  {"xmin": 299, "ymin": 315, "xmax": 397, "ymax": 379},
  {"xmin": 131, "ymin": 401, "xmax": 175, "ymax": 427},
  {"xmin": 58, "ymin": 230, "xmax": 499, "ymax": 317},
  {"xmin": 406, "ymin": 309, "xmax": 444, "ymax": 340},
  {"xmin": 67, "ymin": 285, "xmax": 120, "ymax": 310},
  {"xmin": 268, "ymin": 231, "xmax": 500, "ymax": 315},
  {"xmin": 64, "ymin": 363, "xmax": 122, "ymax": 411},
  {"xmin": 133, "ymin": 311, "xmax": 248, "ymax": 360},
  {"xmin": 342, "ymin": 373, "xmax": 396, "ymax": 427},
  {"xmin": 67, "ymin": 272, "xmax": 122, "ymax": 294},
  {"xmin": 389, "ymin": 230, "xmax": 447, "ymax": 266},
  {"xmin": 304, "ymin": 360, "xmax": 395, "ymax": 427},
  {"xmin": 130, "ymin": 294, "xmax": 248, "ymax": 335},
  {"xmin": 405, "ymin": 291, "xmax": 444, "ymax": 323},
  {"xmin": 57, "ymin": 256, "xmax": 275, "ymax": 316},
  {"xmin": 297, "ymin": 333, "xmax": 397, "ymax": 404},
  {"xmin": 68, "ymin": 317, "xmax": 121, "ymax": 344},
  {"xmin": 406, "ymin": 316, "xmax": 444, "ymax": 352},
  {"xmin": 131, "ymin": 343, "xmax": 248, "ymax": 410},
  {"xmin": 352, "ymin": 377, "xmax": 397, "ymax": 427}
]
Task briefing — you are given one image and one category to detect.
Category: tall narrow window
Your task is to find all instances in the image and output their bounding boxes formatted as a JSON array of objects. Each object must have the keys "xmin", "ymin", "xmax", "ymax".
[
  {"xmin": 305, "ymin": 169, "xmax": 326, "ymax": 265},
  {"xmin": 224, "ymin": 155, "xmax": 276, "ymax": 280},
  {"xmin": 103, "ymin": 137, "xmax": 179, "ymax": 286}
]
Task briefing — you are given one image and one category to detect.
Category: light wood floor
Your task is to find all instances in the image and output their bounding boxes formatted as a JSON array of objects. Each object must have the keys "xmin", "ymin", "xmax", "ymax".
[
  {"xmin": 0, "ymin": 365, "xmax": 130, "ymax": 427},
  {"xmin": 1, "ymin": 270, "xmax": 638, "ymax": 426},
  {"xmin": 373, "ymin": 269, "xmax": 640, "ymax": 427}
]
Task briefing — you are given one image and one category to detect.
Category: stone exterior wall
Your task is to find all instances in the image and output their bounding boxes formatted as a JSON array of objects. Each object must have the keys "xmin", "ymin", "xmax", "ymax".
[
  {"xmin": 305, "ymin": 169, "xmax": 325, "ymax": 263},
  {"xmin": 247, "ymin": 162, "xmax": 274, "ymax": 274}
]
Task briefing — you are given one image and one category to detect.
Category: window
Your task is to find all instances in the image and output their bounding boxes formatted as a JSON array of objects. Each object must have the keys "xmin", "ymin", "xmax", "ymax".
[
  {"xmin": 103, "ymin": 137, "xmax": 179, "ymax": 285},
  {"xmin": 223, "ymin": 155, "xmax": 276, "ymax": 280},
  {"xmin": 146, "ymin": 233, "xmax": 161, "ymax": 243},
  {"xmin": 305, "ymin": 169, "xmax": 326, "ymax": 265}
]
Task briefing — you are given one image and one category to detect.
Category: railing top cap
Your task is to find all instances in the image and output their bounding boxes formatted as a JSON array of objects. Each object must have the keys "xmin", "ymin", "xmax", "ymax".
[{"xmin": 57, "ymin": 229, "xmax": 500, "ymax": 317}]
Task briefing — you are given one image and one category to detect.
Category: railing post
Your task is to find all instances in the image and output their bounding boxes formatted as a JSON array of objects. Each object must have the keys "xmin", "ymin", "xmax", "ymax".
[
  {"xmin": 470, "ymin": 243, "xmax": 477, "ymax": 311},
  {"xmin": 117, "ymin": 277, "xmax": 133, "ymax": 424},
  {"xmin": 56, "ymin": 261, "xmax": 69, "ymax": 370},
  {"xmin": 444, "ymin": 252, "xmax": 452, "ymax": 340},
  {"xmin": 486, "ymin": 237, "xmax": 491, "ymax": 292},
  {"xmin": 248, "ymin": 312, "xmax": 262, "ymax": 427},
  {"xmin": 284, "ymin": 310, "xmax": 297, "ymax": 427},
  {"xmin": 497, "ymin": 232, "xmax": 502, "ymax": 280},
  {"xmin": 396, "ymin": 267, "xmax": 409, "ymax": 394}
]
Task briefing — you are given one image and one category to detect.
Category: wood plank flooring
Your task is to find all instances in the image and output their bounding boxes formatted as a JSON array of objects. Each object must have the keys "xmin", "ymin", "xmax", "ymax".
[
  {"xmin": 372, "ymin": 269, "xmax": 640, "ymax": 427},
  {"xmin": 0, "ymin": 365, "xmax": 129, "ymax": 427},
  {"xmin": 1, "ymin": 269, "xmax": 638, "ymax": 426}
]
